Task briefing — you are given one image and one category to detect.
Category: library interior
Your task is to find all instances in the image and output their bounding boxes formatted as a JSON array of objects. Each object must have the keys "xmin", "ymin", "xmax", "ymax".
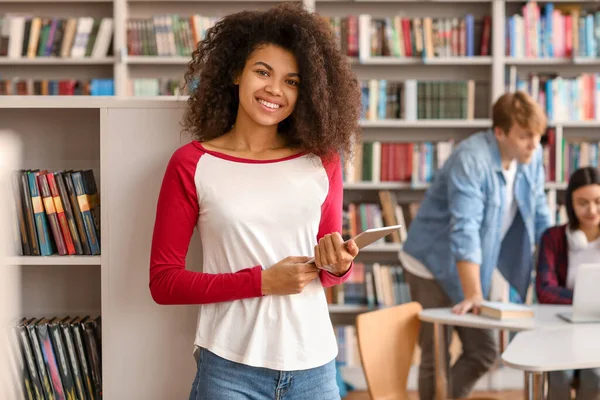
[{"xmin": 1, "ymin": 0, "xmax": 600, "ymax": 399}]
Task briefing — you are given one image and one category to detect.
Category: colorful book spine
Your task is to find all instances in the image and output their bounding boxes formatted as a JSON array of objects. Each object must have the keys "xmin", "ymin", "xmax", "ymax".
[{"xmin": 27, "ymin": 171, "xmax": 54, "ymax": 256}]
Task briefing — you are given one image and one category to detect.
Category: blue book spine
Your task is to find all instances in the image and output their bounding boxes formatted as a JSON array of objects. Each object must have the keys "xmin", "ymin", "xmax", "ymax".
[
  {"xmin": 70, "ymin": 172, "xmax": 100, "ymax": 255},
  {"xmin": 28, "ymin": 172, "xmax": 54, "ymax": 256}
]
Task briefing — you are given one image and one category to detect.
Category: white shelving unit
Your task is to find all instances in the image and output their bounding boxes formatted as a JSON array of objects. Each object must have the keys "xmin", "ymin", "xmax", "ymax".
[
  {"xmin": 2, "ymin": 98, "xmax": 198, "ymax": 400},
  {"xmin": 8, "ymin": 255, "xmax": 102, "ymax": 266}
]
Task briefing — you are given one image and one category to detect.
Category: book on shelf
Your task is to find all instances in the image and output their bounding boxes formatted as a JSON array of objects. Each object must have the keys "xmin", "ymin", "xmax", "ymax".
[
  {"xmin": 326, "ymin": 263, "xmax": 412, "ymax": 310},
  {"xmin": 479, "ymin": 301, "xmax": 534, "ymax": 320},
  {"xmin": 0, "ymin": 79, "xmax": 114, "ymax": 96},
  {"xmin": 506, "ymin": 2, "xmax": 599, "ymax": 59},
  {"xmin": 128, "ymin": 78, "xmax": 188, "ymax": 97},
  {"xmin": 541, "ymin": 126, "xmax": 599, "ymax": 183},
  {"xmin": 127, "ymin": 14, "xmax": 217, "ymax": 57},
  {"xmin": 334, "ymin": 325, "xmax": 360, "ymax": 368},
  {"xmin": 506, "ymin": 68, "xmax": 600, "ymax": 122},
  {"xmin": 11, "ymin": 169, "xmax": 100, "ymax": 257},
  {"xmin": 4, "ymin": 315, "xmax": 102, "ymax": 400},
  {"xmin": 360, "ymin": 79, "xmax": 476, "ymax": 121},
  {"xmin": 0, "ymin": 15, "xmax": 113, "ymax": 59},
  {"xmin": 323, "ymin": 14, "xmax": 491, "ymax": 60},
  {"xmin": 344, "ymin": 139, "xmax": 454, "ymax": 186},
  {"xmin": 342, "ymin": 191, "xmax": 419, "ymax": 246}
]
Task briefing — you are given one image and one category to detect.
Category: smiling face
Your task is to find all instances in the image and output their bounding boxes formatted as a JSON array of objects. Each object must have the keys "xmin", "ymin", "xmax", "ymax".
[
  {"xmin": 572, "ymin": 184, "xmax": 600, "ymax": 231},
  {"xmin": 234, "ymin": 44, "xmax": 300, "ymax": 129}
]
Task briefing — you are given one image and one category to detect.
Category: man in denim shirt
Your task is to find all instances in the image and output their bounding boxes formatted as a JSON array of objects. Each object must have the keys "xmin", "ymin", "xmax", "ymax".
[{"xmin": 401, "ymin": 91, "xmax": 552, "ymax": 400}]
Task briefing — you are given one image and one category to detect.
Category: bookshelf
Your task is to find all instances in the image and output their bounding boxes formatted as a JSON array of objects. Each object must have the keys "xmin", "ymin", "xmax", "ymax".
[
  {"xmin": 1, "ymin": 0, "xmax": 600, "ymax": 397},
  {"xmin": 1, "ymin": 97, "xmax": 202, "ymax": 400}
]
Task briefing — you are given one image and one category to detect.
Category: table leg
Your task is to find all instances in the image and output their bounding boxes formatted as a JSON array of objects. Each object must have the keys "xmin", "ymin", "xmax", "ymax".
[
  {"xmin": 524, "ymin": 371, "xmax": 547, "ymax": 400},
  {"xmin": 433, "ymin": 322, "xmax": 447, "ymax": 400}
]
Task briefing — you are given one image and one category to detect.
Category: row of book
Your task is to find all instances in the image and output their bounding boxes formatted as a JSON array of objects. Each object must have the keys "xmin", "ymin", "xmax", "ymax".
[
  {"xmin": 127, "ymin": 14, "xmax": 217, "ymax": 57},
  {"xmin": 342, "ymin": 194, "xmax": 421, "ymax": 245},
  {"xmin": 323, "ymin": 15, "xmax": 491, "ymax": 59},
  {"xmin": 559, "ymin": 139, "xmax": 600, "ymax": 182},
  {"xmin": 363, "ymin": 15, "xmax": 490, "ymax": 59},
  {"xmin": 506, "ymin": 68, "xmax": 600, "ymax": 122},
  {"xmin": 0, "ymin": 79, "xmax": 114, "ymax": 96},
  {"xmin": 343, "ymin": 140, "xmax": 455, "ymax": 186},
  {"xmin": 506, "ymin": 2, "xmax": 599, "ymax": 58},
  {"xmin": 11, "ymin": 169, "xmax": 100, "ymax": 257},
  {"xmin": 4, "ymin": 316, "xmax": 102, "ymax": 400},
  {"xmin": 128, "ymin": 78, "xmax": 188, "ymax": 97},
  {"xmin": 334, "ymin": 325, "xmax": 360, "ymax": 367},
  {"xmin": 0, "ymin": 15, "xmax": 113, "ymax": 59},
  {"xmin": 361, "ymin": 79, "xmax": 476, "ymax": 121},
  {"xmin": 327, "ymin": 263, "xmax": 412, "ymax": 308}
]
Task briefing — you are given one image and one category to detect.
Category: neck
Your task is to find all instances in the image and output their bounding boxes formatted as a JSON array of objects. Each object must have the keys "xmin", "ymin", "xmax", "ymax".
[
  {"xmin": 228, "ymin": 106, "xmax": 283, "ymax": 153},
  {"xmin": 580, "ymin": 225, "xmax": 600, "ymax": 242},
  {"xmin": 496, "ymin": 138, "xmax": 515, "ymax": 170}
]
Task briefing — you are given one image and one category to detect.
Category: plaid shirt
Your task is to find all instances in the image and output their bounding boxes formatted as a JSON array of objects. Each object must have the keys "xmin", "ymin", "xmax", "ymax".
[{"xmin": 535, "ymin": 224, "xmax": 573, "ymax": 304}]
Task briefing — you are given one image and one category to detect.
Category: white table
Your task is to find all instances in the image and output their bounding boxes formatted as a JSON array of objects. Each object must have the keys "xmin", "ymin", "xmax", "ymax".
[
  {"xmin": 502, "ymin": 324, "xmax": 600, "ymax": 400},
  {"xmin": 418, "ymin": 305, "xmax": 571, "ymax": 400}
]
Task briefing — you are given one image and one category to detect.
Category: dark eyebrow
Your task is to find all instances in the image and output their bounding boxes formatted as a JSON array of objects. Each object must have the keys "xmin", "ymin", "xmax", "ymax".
[{"xmin": 253, "ymin": 61, "xmax": 300, "ymax": 78}]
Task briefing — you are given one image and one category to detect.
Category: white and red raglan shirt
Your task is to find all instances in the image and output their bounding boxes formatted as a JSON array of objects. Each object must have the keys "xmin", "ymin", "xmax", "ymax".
[{"xmin": 149, "ymin": 140, "xmax": 353, "ymax": 371}]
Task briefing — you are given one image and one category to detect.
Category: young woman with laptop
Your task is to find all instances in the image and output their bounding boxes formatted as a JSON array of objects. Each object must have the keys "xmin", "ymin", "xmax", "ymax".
[{"xmin": 536, "ymin": 166, "xmax": 600, "ymax": 400}]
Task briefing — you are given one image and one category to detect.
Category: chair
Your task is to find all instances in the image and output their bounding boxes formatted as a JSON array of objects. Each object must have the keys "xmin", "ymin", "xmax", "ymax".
[{"xmin": 355, "ymin": 301, "xmax": 497, "ymax": 400}]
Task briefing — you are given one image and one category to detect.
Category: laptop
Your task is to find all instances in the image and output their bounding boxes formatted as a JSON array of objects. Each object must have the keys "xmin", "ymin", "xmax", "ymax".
[{"xmin": 557, "ymin": 263, "xmax": 600, "ymax": 323}]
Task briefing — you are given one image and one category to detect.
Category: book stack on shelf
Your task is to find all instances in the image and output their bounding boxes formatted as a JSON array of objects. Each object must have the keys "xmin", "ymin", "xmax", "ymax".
[
  {"xmin": 125, "ymin": 13, "xmax": 216, "ymax": 96},
  {"xmin": 327, "ymin": 262, "xmax": 412, "ymax": 309},
  {"xmin": 354, "ymin": 13, "xmax": 491, "ymax": 60},
  {"xmin": 5, "ymin": 315, "xmax": 102, "ymax": 400},
  {"xmin": 342, "ymin": 190, "xmax": 415, "ymax": 245},
  {"xmin": 0, "ymin": 13, "xmax": 115, "ymax": 95},
  {"xmin": 344, "ymin": 140, "xmax": 455, "ymax": 187},
  {"xmin": 361, "ymin": 79, "xmax": 477, "ymax": 121},
  {"xmin": 11, "ymin": 169, "xmax": 100, "ymax": 258},
  {"xmin": 126, "ymin": 14, "xmax": 215, "ymax": 58},
  {"xmin": 0, "ymin": 15, "xmax": 113, "ymax": 59}
]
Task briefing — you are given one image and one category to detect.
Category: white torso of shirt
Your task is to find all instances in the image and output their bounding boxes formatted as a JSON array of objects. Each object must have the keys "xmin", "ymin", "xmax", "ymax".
[
  {"xmin": 567, "ymin": 235, "xmax": 600, "ymax": 290},
  {"xmin": 192, "ymin": 151, "xmax": 338, "ymax": 371},
  {"xmin": 401, "ymin": 159, "xmax": 519, "ymax": 280}
]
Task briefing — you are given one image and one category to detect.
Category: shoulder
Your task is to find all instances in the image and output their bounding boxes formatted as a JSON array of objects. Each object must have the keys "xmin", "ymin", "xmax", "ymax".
[
  {"xmin": 318, "ymin": 151, "xmax": 341, "ymax": 170},
  {"xmin": 448, "ymin": 132, "xmax": 490, "ymax": 171},
  {"xmin": 166, "ymin": 141, "xmax": 206, "ymax": 171},
  {"xmin": 314, "ymin": 151, "xmax": 343, "ymax": 181},
  {"xmin": 541, "ymin": 224, "xmax": 567, "ymax": 243}
]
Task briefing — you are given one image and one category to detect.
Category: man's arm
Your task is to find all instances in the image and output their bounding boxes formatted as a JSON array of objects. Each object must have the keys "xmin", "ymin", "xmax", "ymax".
[{"xmin": 447, "ymin": 151, "xmax": 486, "ymax": 313}]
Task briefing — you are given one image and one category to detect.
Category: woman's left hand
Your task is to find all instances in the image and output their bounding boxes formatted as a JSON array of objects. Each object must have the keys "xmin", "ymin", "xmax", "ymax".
[{"xmin": 313, "ymin": 232, "xmax": 359, "ymax": 276}]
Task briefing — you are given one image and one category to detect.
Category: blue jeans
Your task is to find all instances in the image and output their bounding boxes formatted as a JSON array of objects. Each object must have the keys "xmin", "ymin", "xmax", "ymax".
[{"xmin": 189, "ymin": 347, "xmax": 341, "ymax": 400}]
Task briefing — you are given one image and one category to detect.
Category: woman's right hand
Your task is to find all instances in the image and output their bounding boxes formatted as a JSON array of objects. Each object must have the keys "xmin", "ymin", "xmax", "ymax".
[{"xmin": 261, "ymin": 256, "xmax": 319, "ymax": 295}]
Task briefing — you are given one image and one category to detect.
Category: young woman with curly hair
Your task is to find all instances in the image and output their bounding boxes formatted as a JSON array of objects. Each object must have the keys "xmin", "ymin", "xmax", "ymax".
[{"xmin": 149, "ymin": 3, "xmax": 362, "ymax": 399}]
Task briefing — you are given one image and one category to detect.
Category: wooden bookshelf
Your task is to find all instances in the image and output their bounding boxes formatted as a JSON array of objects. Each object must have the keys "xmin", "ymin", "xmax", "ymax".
[
  {"xmin": 2, "ymin": 0, "xmax": 600, "ymax": 396},
  {"xmin": 1, "ymin": 98, "xmax": 193, "ymax": 399}
]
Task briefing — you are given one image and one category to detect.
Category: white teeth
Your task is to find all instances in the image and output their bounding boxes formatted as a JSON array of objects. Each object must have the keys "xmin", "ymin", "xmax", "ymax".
[{"xmin": 258, "ymin": 99, "xmax": 280, "ymax": 109}]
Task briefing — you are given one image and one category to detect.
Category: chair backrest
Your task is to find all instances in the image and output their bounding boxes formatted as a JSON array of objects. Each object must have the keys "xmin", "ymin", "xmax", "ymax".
[{"xmin": 356, "ymin": 301, "xmax": 422, "ymax": 400}]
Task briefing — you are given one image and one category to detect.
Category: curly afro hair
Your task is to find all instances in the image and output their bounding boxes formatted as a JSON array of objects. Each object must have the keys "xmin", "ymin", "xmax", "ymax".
[{"xmin": 182, "ymin": 2, "xmax": 362, "ymax": 159}]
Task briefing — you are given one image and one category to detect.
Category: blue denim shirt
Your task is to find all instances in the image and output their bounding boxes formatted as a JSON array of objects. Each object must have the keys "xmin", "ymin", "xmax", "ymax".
[{"xmin": 403, "ymin": 129, "xmax": 552, "ymax": 304}]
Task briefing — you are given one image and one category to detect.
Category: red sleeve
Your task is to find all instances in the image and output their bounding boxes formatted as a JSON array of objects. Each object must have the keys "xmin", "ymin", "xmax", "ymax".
[
  {"xmin": 149, "ymin": 144, "xmax": 263, "ymax": 305},
  {"xmin": 317, "ymin": 153, "xmax": 354, "ymax": 288},
  {"xmin": 535, "ymin": 227, "xmax": 573, "ymax": 305}
]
